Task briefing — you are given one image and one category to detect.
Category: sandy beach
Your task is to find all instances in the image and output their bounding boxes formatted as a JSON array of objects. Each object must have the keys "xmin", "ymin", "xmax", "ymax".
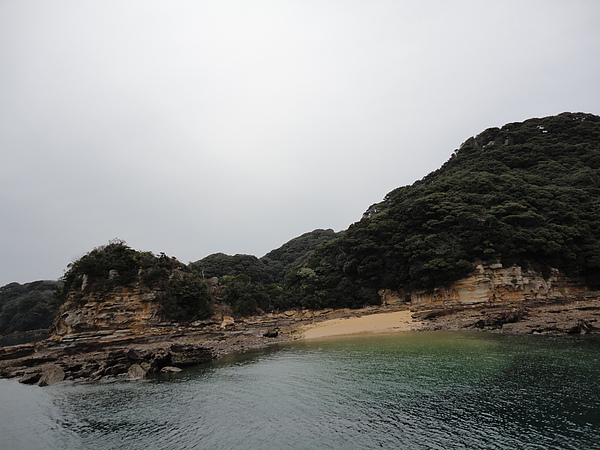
[{"xmin": 302, "ymin": 310, "xmax": 419, "ymax": 339}]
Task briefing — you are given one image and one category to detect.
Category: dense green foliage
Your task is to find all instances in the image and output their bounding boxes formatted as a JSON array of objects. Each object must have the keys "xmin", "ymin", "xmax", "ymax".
[
  {"xmin": 57, "ymin": 240, "xmax": 211, "ymax": 323},
  {"xmin": 2, "ymin": 232, "xmax": 334, "ymax": 331},
  {"xmin": 58, "ymin": 240, "xmax": 174, "ymax": 296},
  {"xmin": 0, "ymin": 281, "xmax": 60, "ymax": 334},
  {"xmin": 262, "ymin": 229, "xmax": 339, "ymax": 282},
  {"xmin": 157, "ymin": 272, "xmax": 212, "ymax": 322},
  {"xmin": 218, "ymin": 275, "xmax": 287, "ymax": 317},
  {"xmin": 192, "ymin": 229, "xmax": 339, "ymax": 284},
  {"xmin": 6, "ymin": 113, "xmax": 598, "ymax": 327},
  {"xmin": 192, "ymin": 253, "xmax": 275, "ymax": 284},
  {"xmin": 286, "ymin": 113, "xmax": 600, "ymax": 307},
  {"xmin": 190, "ymin": 230, "xmax": 339, "ymax": 314}
]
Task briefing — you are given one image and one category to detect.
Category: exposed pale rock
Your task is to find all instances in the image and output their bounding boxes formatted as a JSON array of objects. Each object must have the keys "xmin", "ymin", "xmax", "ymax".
[
  {"xmin": 81, "ymin": 274, "xmax": 89, "ymax": 291},
  {"xmin": 54, "ymin": 286, "xmax": 163, "ymax": 336},
  {"xmin": 220, "ymin": 316, "xmax": 235, "ymax": 328},
  {"xmin": 378, "ymin": 289, "xmax": 403, "ymax": 305},
  {"xmin": 127, "ymin": 363, "xmax": 146, "ymax": 379},
  {"xmin": 38, "ymin": 364, "xmax": 65, "ymax": 386},
  {"xmin": 161, "ymin": 366, "xmax": 182, "ymax": 373},
  {"xmin": 409, "ymin": 264, "xmax": 600, "ymax": 308}
]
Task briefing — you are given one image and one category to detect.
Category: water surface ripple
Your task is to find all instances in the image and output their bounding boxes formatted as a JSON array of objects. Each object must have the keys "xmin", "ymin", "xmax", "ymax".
[{"xmin": 1, "ymin": 331, "xmax": 598, "ymax": 449}]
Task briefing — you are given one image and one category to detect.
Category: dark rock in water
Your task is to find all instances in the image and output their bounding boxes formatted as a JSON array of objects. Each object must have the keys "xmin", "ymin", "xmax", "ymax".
[
  {"xmin": 38, "ymin": 364, "xmax": 65, "ymax": 386},
  {"xmin": 169, "ymin": 343, "xmax": 213, "ymax": 366},
  {"xmin": 19, "ymin": 371, "xmax": 41, "ymax": 384},
  {"xmin": 411, "ymin": 309, "xmax": 451, "ymax": 321},
  {"xmin": 263, "ymin": 327, "xmax": 279, "ymax": 338},
  {"xmin": 471, "ymin": 308, "xmax": 525, "ymax": 329},
  {"xmin": 567, "ymin": 319, "xmax": 592, "ymax": 334}
]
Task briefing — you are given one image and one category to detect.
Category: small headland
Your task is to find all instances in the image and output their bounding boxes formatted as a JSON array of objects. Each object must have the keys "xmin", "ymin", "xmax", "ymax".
[
  {"xmin": 0, "ymin": 306, "xmax": 409, "ymax": 385},
  {"xmin": 2, "ymin": 297, "xmax": 600, "ymax": 386}
]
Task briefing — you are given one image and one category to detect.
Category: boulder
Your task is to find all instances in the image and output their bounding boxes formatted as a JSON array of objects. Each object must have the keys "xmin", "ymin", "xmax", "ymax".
[
  {"xmin": 263, "ymin": 327, "xmax": 279, "ymax": 338},
  {"xmin": 19, "ymin": 371, "xmax": 41, "ymax": 385},
  {"xmin": 160, "ymin": 366, "xmax": 182, "ymax": 373},
  {"xmin": 38, "ymin": 364, "xmax": 65, "ymax": 386},
  {"xmin": 220, "ymin": 316, "xmax": 235, "ymax": 328},
  {"xmin": 127, "ymin": 363, "xmax": 147, "ymax": 379}
]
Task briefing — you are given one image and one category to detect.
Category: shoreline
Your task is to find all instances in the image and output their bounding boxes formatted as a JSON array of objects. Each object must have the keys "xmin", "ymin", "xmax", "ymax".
[
  {"xmin": 1, "ymin": 299, "xmax": 599, "ymax": 385},
  {"xmin": 300, "ymin": 310, "xmax": 420, "ymax": 339}
]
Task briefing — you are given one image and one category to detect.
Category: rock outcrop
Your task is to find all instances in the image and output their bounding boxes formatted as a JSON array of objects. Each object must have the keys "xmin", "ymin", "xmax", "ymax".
[
  {"xmin": 38, "ymin": 364, "xmax": 65, "ymax": 386},
  {"xmin": 415, "ymin": 300, "xmax": 600, "ymax": 334},
  {"xmin": 0, "ymin": 336, "xmax": 216, "ymax": 384},
  {"xmin": 54, "ymin": 286, "xmax": 163, "ymax": 337},
  {"xmin": 408, "ymin": 264, "xmax": 600, "ymax": 308}
]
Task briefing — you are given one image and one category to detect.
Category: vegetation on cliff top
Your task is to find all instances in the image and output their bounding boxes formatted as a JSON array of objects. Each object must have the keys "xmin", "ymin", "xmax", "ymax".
[
  {"xmin": 56, "ymin": 240, "xmax": 211, "ymax": 323},
  {"xmin": 44, "ymin": 231, "xmax": 338, "ymax": 327},
  {"xmin": 0, "ymin": 280, "xmax": 59, "ymax": 335},
  {"xmin": 191, "ymin": 229, "xmax": 339, "ymax": 284},
  {"xmin": 189, "ymin": 230, "xmax": 339, "ymax": 316},
  {"xmin": 3, "ymin": 112, "xmax": 599, "ymax": 335},
  {"xmin": 285, "ymin": 112, "xmax": 600, "ymax": 308}
]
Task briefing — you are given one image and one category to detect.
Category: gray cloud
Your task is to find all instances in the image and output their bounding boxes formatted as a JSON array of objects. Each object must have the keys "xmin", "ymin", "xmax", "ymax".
[{"xmin": 1, "ymin": 0, "xmax": 599, "ymax": 285}]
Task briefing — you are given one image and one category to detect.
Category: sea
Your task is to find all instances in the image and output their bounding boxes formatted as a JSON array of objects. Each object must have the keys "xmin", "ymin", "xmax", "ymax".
[{"xmin": 1, "ymin": 331, "xmax": 599, "ymax": 449}]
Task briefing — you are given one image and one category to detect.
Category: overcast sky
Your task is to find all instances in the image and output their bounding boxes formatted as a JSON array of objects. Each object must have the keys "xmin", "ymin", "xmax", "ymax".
[{"xmin": 1, "ymin": 0, "xmax": 599, "ymax": 286}]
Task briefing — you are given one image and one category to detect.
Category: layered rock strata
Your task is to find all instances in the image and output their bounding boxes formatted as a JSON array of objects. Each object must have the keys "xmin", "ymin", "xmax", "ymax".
[
  {"xmin": 54, "ymin": 286, "xmax": 162, "ymax": 336},
  {"xmin": 381, "ymin": 264, "xmax": 600, "ymax": 309}
]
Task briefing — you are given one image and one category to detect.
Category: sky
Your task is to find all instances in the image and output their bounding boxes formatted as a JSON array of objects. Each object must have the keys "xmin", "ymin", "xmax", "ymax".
[{"xmin": 1, "ymin": 0, "xmax": 600, "ymax": 286}]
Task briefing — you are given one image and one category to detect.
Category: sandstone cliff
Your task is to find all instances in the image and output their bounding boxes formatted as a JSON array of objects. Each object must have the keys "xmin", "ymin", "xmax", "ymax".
[
  {"xmin": 54, "ymin": 286, "xmax": 163, "ymax": 337},
  {"xmin": 383, "ymin": 263, "xmax": 600, "ymax": 308}
]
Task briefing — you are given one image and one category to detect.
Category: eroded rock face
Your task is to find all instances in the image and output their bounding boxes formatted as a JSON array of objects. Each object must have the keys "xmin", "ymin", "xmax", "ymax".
[
  {"xmin": 169, "ymin": 343, "xmax": 213, "ymax": 366},
  {"xmin": 409, "ymin": 264, "xmax": 600, "ymax": 308},
  {"xmin": 2, "ymin": 339, "xmax": 216, "ymax": 383},
  {"xmin": 54, "ymin": 287, "xmax": 162, "ymax": 336}
]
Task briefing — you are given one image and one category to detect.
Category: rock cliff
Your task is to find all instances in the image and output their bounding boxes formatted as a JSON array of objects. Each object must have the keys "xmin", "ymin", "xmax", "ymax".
[
  {"xmin": 54, "ymin": 286, "xmax": 163, "ymax": 337},
  {"xmin": 402, "ymin": 263, "xmax": 600, "ymax": 334},
  {"xmin": 383, "ymin": 263, "xmax": 600, "ymax": 308}
]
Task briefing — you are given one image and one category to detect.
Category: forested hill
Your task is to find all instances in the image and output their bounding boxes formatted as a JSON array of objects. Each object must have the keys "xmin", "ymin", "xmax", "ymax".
[
  {"xmin": 191, "ymin": 229, "xmax": 339, "ymax": 283},
  {"xmin": 286, "ymin": 112, "xmax": 600, "ymax": 308},
  {"xmin": 3, "ymin": 113, "xmax": 600, "ymax": 334},
  {"xmin": 0, "ymin": 281, "xmax": 60, "ymax": 335}
]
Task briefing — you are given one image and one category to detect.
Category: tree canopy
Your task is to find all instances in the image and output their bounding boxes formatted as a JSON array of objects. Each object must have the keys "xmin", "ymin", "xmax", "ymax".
[
  {"xmin": 286, "ymin": 113, "xmax": 600, "ymax": 307},
  {"xmin": 57, "ymin": 240, "xmax": 211, "ymax": 323},
  {"xmin": 4, "ymin": 113, "xmax": 599, "ymax": 333},
  {"xmin": 191, "ymin": 229, "xmax": 339, "ymax": 284},
  {"xmin": 0, "ymin": 280, "xmax": 59, "ymax": 334}
]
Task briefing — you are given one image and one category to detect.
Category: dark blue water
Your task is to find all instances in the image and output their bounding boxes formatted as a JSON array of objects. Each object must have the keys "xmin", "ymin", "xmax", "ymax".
[{"xmin": 1, "ymin": 332, "xmax": 599, "ymax": 449}]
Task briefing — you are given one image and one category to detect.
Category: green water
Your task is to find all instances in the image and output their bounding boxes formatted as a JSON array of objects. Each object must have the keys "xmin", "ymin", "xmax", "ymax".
[{"xmin": 1, "ymin": 332, "xmax": 599, "ymax": 449}]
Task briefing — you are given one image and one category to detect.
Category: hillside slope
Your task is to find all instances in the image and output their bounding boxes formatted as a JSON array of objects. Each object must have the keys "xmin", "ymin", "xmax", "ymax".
[
  {"xmin": 0, "ymin": 281, "xmax": 59, "ymax": 334},
  {"xmin": 287, "ymin": 112, "xmax": 600, "ymax": 308},
  {"xmin": 191, "ymin": 229, "xmax": 339, "ymax": 283}
]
